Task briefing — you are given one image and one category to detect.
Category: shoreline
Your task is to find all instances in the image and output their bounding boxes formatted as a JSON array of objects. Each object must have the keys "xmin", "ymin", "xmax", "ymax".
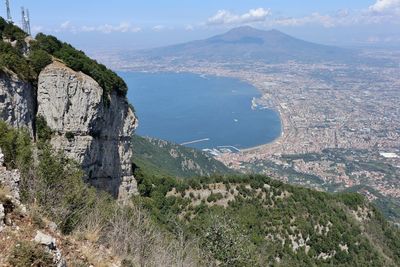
[{"xmin": 238, "ymin": 83, "xmax": 289, "ymax": 155}]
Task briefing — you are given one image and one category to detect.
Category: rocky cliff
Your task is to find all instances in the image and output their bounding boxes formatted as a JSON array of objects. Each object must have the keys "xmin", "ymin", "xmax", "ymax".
[
  {"xmin": 0, "ymin": 69, "xmax": 34, "ymax": 134},
  {"xmin": 37, "ymin": 62, "xmax": 138, "ymax": 198},
  {"xmin": 0, "ymin": 62, "xmax": 138, "ymax": 199}
]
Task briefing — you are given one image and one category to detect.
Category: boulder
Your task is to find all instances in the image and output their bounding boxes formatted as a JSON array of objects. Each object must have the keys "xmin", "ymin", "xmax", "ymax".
[{"xmin": 34, "ymin": 231, "xmax": 56, "ymax": 250}]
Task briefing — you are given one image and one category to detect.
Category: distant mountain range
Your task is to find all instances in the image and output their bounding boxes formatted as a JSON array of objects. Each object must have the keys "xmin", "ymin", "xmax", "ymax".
[{"xmin": 135, "ymin": 26, "xmax": 366, "ymax": 64}]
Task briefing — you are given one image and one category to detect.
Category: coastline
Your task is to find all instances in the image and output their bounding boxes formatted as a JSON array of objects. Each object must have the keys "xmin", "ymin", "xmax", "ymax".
[
  {"xmin": 238, "ymin": 83, "xmax": 289, "ymax": 155},
  {"xmin": 122, "ymin": 70, "xmax": 283, "ymax": 151},
  {"xmin": 120, "ymin": 68, "xmax": 290, "ymax": 156}
]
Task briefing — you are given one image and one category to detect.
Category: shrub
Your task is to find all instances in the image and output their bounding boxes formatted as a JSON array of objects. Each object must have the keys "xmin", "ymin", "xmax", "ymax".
[
  {"xmin": 28, "ymin": 49, "xmax": 52, "ymax": 74},
  {"xmin": 35, "ymin": 115, "xmax": 53, "ymax": 143},
  {"xmin": 207, "ymin": 193, "xmax": 224, "ymax": 203},
  {"xmin": 65, "ymin": 131, "xmax": 75, "ymax": 140},
  {"xmin": 202, "ymin": 216, "xmax": 256, "ymax": 267},
  {"xmin": 0, "ymin": 121, "xmax": 32, "ymax": 170},
  {"xmin": 34, "ymin": 33, "xmax": 128, "ymax": 96},
  {"xmin": 8, "ymin": 241, "xmax": 55, "ymax": 267},
  {"xmin": 0, "ymin": 17, "xmax": 27, "ymax": 42},
  {"xmin": 0, "ymin": 42, "xmax": 35, "ymax": 82},
  {"xmin": 0, "ymin": 19, "xmax": 35, "ymax": 82},
  {"xmin": 339, "ymin": 192, "xmax": 365, "ymax": 210}
]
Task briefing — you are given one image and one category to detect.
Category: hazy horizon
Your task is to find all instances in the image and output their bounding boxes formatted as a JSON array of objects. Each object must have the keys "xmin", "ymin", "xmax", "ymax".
[{"xmin": 2, "ymin": 0, "xmax": 400, "ymax": 53}]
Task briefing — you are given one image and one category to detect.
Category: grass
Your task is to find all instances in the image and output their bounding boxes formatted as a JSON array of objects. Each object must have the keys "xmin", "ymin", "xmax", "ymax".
[
  {"xmin": 0, "ymin": 184, "xmax": 11, "ymax": 204},
  {"xmin": 8, "ymin": 241, "xmax": 55, "ymax": 267}
]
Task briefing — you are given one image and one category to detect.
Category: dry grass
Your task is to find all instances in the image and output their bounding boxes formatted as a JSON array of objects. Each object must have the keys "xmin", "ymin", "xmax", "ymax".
[
  {"xmin": 0, "ymin": 184, "xmax": 12, "ymax": 204},
  {"xmin": 73, "ymin": 207, "xmax": 105, "ymax": 243}
]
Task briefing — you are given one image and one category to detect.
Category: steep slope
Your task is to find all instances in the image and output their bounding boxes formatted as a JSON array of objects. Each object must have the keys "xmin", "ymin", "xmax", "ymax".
[
  {"xmin": 137, "ymin": 172, "xmax": 400, "ymax": 266},
  {"xmin": 134, "ymin": 26, "xmax": 357, "ymax": 64},
  {"xmin": 0, "ymin": 70, "xmax": 34, "ymax": 133},
  {"xmin": 0, "ymin": 125, "xmax": 203, "ymax": 266},
  {"xmin": 132, "ymin": 135, "xmax": 234, "ymax": 178},
  {"xmin": 37, "ymin": 62, "xmax": 138, "ymax": 198},
  {"xmin": 0, "ymin": 17, "xmax": 138, "ymax": 199}
]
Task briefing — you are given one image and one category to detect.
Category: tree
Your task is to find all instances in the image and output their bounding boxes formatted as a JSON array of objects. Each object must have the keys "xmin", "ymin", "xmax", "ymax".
[{"xmin": 28, "ymin": 49, "xmax": 52, "ymax": 74}]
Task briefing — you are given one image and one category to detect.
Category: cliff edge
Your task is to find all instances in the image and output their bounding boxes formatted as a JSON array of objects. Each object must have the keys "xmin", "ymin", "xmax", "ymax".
[
  {"xmin": 37, "ymin": 62, "xmax": 138, "ymax": 198},
  {"xmin": 0, "ymin": 18, "xmax": 138, "ymax": 199}
]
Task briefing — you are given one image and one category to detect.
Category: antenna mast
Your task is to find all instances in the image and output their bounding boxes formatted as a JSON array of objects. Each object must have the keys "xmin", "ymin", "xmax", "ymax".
[
  {"xmin": 5, "ymin": 0, "xmax": 12, "ymax": 22},
  {"xmin": 21, "ymin": 7, "xmax": 26, "ymax": 32},
  {"xmin": 20, "ymin": 7, "xmax": 31, "ymax": 35},
  {"xmin": 25, "ymin": 9, "xmax": 31, "ymax": 35}
]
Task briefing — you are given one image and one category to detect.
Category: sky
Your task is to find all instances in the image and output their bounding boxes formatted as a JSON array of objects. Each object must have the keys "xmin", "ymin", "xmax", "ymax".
[{"xmin": 3, "ymin": 0, "xmax": 400, "ymax": 52}]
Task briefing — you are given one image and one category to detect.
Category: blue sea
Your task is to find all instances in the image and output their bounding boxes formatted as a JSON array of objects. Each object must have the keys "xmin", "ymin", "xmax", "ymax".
[{"xmin": 121, "ymin": 72, "xmax": 281, "ymax": 150}]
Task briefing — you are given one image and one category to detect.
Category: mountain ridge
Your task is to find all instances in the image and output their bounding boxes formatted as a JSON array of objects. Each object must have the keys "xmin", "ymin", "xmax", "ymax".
[{"xmin": 135, "ymin": 26, "xmax": 357, "ymax": 64}]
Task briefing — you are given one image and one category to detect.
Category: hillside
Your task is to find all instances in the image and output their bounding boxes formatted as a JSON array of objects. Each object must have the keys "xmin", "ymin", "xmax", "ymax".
[
  {"xmin": 132, "ymin": 135, "xmax": 234, "ymax": 178},
  {"xmin": 1, "ymin": 120, "xmax": 399, "ymax": 266},
  {"xmin": 133, "ymin": 26, "xmax": 359, "ymax": 64},
  {"xmin": 136, "ymin": 170, "xmax": 400, "ymax": 266}
]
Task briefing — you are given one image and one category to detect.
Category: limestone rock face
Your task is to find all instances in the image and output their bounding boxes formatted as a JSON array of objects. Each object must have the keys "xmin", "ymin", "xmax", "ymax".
[
  {"xmin": 37, "ymin": 62, "xmax": 138, "ymax": 199},
  {"xmin": 0, "ymin": 70, "xmax": 34, "ymax": 133},
  {"xmin": 0, "ymin": 148, "xmax": 22, "ymax": 205}
]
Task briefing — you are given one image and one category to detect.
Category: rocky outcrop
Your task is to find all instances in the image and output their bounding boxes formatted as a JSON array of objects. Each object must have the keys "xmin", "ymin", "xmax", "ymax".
[
  {"xmin": 0, "ymin": 61, "xmax": 138, "ymax": 199},
  {"xmin": 0, "ymin": 70, "xmax": 34, "ymax": 133},
  {"xmin": 0, "ymin": 148, "xmax": 27, "ymax": 232},
  {"xmin": 0, "ymin": 149, "xmax": 23, "ymax": 206},
  {"xmin": 37, "ymin": 62, "xmax": 138, "ymax": 199},
  {"xmin": 34, "ymin": 231, "xmax": 66, "ymax": 267}
]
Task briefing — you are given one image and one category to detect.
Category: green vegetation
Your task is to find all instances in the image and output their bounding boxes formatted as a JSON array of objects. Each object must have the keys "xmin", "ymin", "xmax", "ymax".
[
  {"xmin": 1, "ymin": 119, "xmax": 400, "ymax": 266},
  {"xmin": 35, "ymin": 115, "xmax": 53, "ymax": 144},
  {"xmin": 0, "ymin": 18, "xmax": 27, "ymax": 42},
  {"xmin": 28, "ymin": 49, "xmax": 52, "ymax": 74},
  {"xmin": 0, "ymin": 16, "xmax": 127, "ymax": 97},
  {"xmin": 246, "ymin": 148, "xmax": 400, "ymax": 224},
  {"xmin": 0, "ymin": 120, "xmax": 107, "ymax": 234},
  {"xmin": 0, "ymin": 121, "xmax": 204, "ymax": 266},
  {"xmin": 65, "ymin": 131, "xmax": 75, "ymax": 141},
  {"xmin": 132, "ymin": 135, "xmax": 234, "ymax": 178},
  {"xmin": 134, "ymin": 164, "xmax": 400, "ymax": 266},
  {"xmin": 8, "ymin": 241, "xmax": 55, "ymax": 267},
  {"xmin": 207, "ymin": 192, "xmax": 224, "ymax": 203},
  {"xmin": 0, "ymin": 18, "xmax": 35, "ymax": 82},
  {"xmin": 0, "ymin": 121, "xmax": 32, "ymax": 171},
  {"xmin": 33, "ymin": 33, "xmax": 127, "ymax": 96}
]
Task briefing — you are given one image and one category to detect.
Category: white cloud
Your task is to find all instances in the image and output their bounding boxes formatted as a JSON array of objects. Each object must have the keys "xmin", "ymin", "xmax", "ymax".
[
  {"xmin": 369, "ymin": 0, "xmax": 400, "ymax": 13},
  {"xmin": 203, "ymin": 2, "xmax": 400, "ymax": 29},
  {"xmin": 56, "ymin": 22, "xmax": 141, "ymax": 34},
  {"xmin": 185, "ymin": 24, "xmax": 194, "ymax": 31},
  {"xmin": 273, "ymin": 13, "xmax": 338, "ymax": 28},
  {"xmin": 207, "ymin": 8, "xmax": 271, "ymax": 25},
  {"xmin": 152, "ymin": 25, "xmax": 166, "ymax": 31},
  {"xmin": 60, "ymin": 21, "xmax": 71, "ymax": 29},
  {"xmin": 271, "ymin": 6, "xmax": 400, "ymax": 28},
  {"xmin": 97, "ymin": 23, "xmax": 140, "ymax": 33}
]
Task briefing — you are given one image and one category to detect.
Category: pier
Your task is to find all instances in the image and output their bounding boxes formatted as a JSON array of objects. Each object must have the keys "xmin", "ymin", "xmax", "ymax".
[
  {"xmin": 180, "ymin": 138, "xmax": 210, "ymax": 146},
  {"xmin": 217, "ymin": 145, "xmax": 241, "ymax": 152}
]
